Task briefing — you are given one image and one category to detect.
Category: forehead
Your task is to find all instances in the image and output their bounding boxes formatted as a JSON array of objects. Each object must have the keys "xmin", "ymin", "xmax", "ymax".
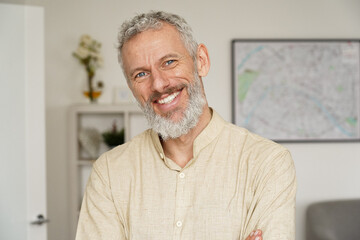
[{"xmin": 121, "ymin": 23, "xmax": 191, "ymax": 68}]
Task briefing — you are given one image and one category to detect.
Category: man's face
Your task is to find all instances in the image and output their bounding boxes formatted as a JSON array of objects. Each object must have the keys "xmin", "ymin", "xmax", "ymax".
[{"xmin": 121, "ymin": 23, "xmax": 200, "ymax": 123}]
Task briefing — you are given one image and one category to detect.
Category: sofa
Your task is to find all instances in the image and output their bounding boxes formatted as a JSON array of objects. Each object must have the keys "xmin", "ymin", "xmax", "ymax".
[{"xmin": 306, "ymin": 199, "xmax": 360, "ymax": 240}]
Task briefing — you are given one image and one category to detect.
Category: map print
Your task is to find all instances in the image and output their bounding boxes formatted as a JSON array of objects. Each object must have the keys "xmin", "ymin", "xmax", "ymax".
[{"xmin": 233, "ymin": 41, "xmax": 360, "ymax": 141}]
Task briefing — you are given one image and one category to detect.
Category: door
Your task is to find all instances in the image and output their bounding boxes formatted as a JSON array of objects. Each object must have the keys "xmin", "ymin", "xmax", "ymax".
[{"xmin": 0, "ymin": 3, "xmax": 47, "ymax": 240}]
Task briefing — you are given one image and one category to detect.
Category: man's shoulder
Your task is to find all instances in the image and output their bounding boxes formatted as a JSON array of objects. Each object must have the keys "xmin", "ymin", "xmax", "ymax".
[
  {"xmin": 221, "ymin": 121, "xmax": 289, "ymax": 157},
  {"xmin": 221, "ymin": 121, "xmax": 294, "ymax": 177},
  {"xmin": 222, "ymin": 121, "xmax": 282, "ymax": 144}
]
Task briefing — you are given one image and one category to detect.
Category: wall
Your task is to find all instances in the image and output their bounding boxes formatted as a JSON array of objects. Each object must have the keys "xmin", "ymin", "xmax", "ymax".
[{"xmin": 42, "ymin": 1, "xmax": 360, "ymax": 240}]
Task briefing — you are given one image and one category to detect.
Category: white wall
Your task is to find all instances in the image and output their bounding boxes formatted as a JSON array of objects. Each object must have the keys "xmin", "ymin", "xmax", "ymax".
[{"xmin": 42, "ymin": 1, "xmax": 360, "ymax": 240}]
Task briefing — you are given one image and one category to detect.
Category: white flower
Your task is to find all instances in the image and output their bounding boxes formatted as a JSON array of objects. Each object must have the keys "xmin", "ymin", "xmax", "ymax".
[
  {"xmin": 80, "ymin": 34, "xmax": 92, "ymax": 47},
  {"xmin": 73, "ymin": 34, "xmax": 103, "ymax": 73},
  {"xmin": 89, "ymin": 51, "xmax": 97, "ymax": 57},
  {"xmin": 75, "ymin": 46, "xmax": 90, "ymax": 59}
]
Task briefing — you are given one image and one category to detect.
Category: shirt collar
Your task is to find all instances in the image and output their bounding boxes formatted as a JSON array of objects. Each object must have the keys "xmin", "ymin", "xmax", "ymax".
[
  {"xmin": 150, "ymin": 108, "xmax": 226, "ymax": 167},
  {"xmin": 193, "ymin": 109, "xmax": 226, "ymax": 158}
]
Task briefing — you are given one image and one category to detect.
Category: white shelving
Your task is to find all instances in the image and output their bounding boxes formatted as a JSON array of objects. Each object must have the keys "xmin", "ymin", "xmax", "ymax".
[{"xmin": 68, "ymin": 103, "xmax": 148, "ymax": 239}]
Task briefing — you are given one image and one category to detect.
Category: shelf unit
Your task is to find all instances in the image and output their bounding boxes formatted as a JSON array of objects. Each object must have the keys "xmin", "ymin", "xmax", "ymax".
[{"xmin": 68, "ymin": 103, "xmax": 148, "ymax": 239}]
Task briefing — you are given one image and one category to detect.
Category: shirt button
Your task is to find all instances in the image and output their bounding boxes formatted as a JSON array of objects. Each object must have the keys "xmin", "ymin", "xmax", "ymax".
[
  {"xmin": 159, "ymin": 152, "xmax": 164, "ymax": 159},
  {"xmin": 176, "ymin": 221, "xmax": 182, "ymax": 227},
  {"xmin": 179, "ymin": 172, "xmax": 185, "ymax": 179}
]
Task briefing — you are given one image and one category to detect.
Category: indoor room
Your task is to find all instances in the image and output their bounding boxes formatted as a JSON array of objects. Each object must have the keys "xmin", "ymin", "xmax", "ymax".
[{"xmin": 1, "ymin": 0, "xmax": 360, "ymax": 239}]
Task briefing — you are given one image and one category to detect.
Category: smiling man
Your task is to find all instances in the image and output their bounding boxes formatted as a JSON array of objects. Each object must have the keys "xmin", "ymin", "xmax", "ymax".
[{"xmin": 76, "ymin": 11, "xmax": 296, "ymax": 240}]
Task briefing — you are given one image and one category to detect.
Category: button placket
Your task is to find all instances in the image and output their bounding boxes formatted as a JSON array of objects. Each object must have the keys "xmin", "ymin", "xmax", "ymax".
[{"xmin": 173, "ymin": 170, "xmax": 187, "ymax": 237}]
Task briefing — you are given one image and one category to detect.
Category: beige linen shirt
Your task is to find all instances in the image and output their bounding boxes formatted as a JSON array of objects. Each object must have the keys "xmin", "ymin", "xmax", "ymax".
[{"xmin": 76, "ymin": 110, "xmax": 296, "ymax": 240}]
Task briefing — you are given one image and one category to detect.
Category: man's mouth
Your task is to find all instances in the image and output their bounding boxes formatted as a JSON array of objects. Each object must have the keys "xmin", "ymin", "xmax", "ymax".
[{"xmin": 156, "ymin": 90, "xmax": 181, "ymax": 105}]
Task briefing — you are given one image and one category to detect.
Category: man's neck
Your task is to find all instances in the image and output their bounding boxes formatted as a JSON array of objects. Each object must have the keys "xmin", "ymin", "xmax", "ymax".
[{"xmin": 161, "ymin": 105, "xmax": 212, "ymax": 168}]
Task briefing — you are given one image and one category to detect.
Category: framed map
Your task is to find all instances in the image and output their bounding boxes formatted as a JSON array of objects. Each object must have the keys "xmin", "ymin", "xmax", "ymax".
[{"xmin": 232, "ymin": 40, "xmax": 360, "ymax": 142}]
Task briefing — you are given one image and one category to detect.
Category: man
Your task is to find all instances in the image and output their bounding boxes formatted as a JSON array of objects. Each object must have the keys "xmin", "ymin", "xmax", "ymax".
[{"xmin": 76, "ymin": 11, "xmax": 296, "ymax": 240}]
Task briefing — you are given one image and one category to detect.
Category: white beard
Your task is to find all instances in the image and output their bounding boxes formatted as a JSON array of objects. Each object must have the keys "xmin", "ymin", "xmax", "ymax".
[{"xmin": 138, "ymin": 74, "xmax": 206, "ymax": 140}]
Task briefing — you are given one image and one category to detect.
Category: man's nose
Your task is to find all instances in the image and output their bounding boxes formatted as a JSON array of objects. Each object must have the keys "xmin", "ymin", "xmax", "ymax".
[{"xmin": 150, "ymin": 69, "xmax": 170, "ymax": 92}]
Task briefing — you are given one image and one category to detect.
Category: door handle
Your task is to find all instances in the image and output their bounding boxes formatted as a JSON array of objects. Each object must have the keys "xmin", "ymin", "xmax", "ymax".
[{"xmin": 30, "ymin": 214, "xmax": 50, "ymax": 225}]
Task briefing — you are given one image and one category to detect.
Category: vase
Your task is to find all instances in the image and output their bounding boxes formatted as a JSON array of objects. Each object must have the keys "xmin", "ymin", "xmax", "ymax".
[
  {"xmin": 83, "ymin": 91, "xmax": 102, "ymax": 102},
  {"xmin": 84, "ymin": 73, "xmax": 99, "ymax": 103}
]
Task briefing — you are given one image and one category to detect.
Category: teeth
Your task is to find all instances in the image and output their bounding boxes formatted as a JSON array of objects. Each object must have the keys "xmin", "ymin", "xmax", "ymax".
[{"xmin": 158, "ymin": 91, "xmax": 180, "ymax": 104}]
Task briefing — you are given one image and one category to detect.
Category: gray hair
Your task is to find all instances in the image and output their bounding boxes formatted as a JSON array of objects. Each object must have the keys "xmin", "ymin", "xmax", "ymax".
[{"xmin": 117, "ymin": 11, "xmax": 198, "ymax": 76}]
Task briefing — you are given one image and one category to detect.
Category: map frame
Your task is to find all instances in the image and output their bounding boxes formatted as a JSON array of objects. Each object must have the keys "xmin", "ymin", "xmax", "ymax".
[{"xmin": 231, "ymin": 39, "xmax": 360, "ymax": 143}]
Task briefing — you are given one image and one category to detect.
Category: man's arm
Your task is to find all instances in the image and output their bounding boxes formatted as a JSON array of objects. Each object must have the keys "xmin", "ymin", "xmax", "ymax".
[
  {"xmin": 245, "ymin": 150, "xmax": 297, "ymax": 240},
  {"xmin": 76, "ymin": 154, "xmax": 126, "ymax": 240}
]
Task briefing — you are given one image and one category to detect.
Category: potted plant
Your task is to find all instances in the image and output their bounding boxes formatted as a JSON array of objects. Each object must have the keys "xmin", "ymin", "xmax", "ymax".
[
  {"xmin": 102, "ymin": 121, "xmax": 125, "ymax": 148},
  {"xmin": 73, "ymin": 34, "xmax": 104, "ymax": 102}
]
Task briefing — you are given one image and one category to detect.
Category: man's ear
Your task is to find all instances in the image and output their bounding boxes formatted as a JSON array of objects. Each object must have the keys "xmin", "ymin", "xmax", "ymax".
[{"xmin": 196, "ymin": 44, "xmax": 210, "ymax": 77}]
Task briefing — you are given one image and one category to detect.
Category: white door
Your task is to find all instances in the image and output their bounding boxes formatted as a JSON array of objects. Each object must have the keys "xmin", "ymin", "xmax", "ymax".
[{"xmin": 0, "ymin": 3, "xmax": 47, "ymax": 240}]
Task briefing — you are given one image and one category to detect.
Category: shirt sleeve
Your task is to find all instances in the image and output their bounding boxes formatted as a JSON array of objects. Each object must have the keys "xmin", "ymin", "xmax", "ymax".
[
  {"xmin": 244, "ymin": 150, "xmax": 297, "ymax": 240},
  {"xmin": 75, "ymin": 154, "xmax": 127, "ymax": 240}
]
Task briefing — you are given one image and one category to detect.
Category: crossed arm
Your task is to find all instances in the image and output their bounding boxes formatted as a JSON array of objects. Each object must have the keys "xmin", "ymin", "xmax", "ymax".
[{"xmin": 242, "ymin": 150, "xmax": 297, "ymax": 240}]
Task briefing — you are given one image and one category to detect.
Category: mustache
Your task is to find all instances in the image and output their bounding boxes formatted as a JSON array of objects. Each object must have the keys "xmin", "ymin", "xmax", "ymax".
[{"xmin": 148, "ymin": 83, "xmax": 188, "ymax": 103}]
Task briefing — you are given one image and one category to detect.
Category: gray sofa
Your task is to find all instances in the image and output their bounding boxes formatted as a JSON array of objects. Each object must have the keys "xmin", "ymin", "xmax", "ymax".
[{"xmin": 306, "ymin": 199, "xmax": 360, "ymax": 240}]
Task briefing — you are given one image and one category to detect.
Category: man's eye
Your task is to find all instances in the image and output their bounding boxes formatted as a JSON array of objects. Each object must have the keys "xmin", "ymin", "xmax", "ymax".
[
  {"xmin": 135, "ymin": 72, "xmax": 146, "ymax": 78},
  {"xmin": 165, "ymin": 60, "xmax": 175, "ymax": 66}
]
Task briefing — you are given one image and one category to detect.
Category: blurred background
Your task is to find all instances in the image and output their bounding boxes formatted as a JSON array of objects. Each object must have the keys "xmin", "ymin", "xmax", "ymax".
[{"xmin": 1, "ymin": 0, "xmax": 360, "ymax": 239}]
